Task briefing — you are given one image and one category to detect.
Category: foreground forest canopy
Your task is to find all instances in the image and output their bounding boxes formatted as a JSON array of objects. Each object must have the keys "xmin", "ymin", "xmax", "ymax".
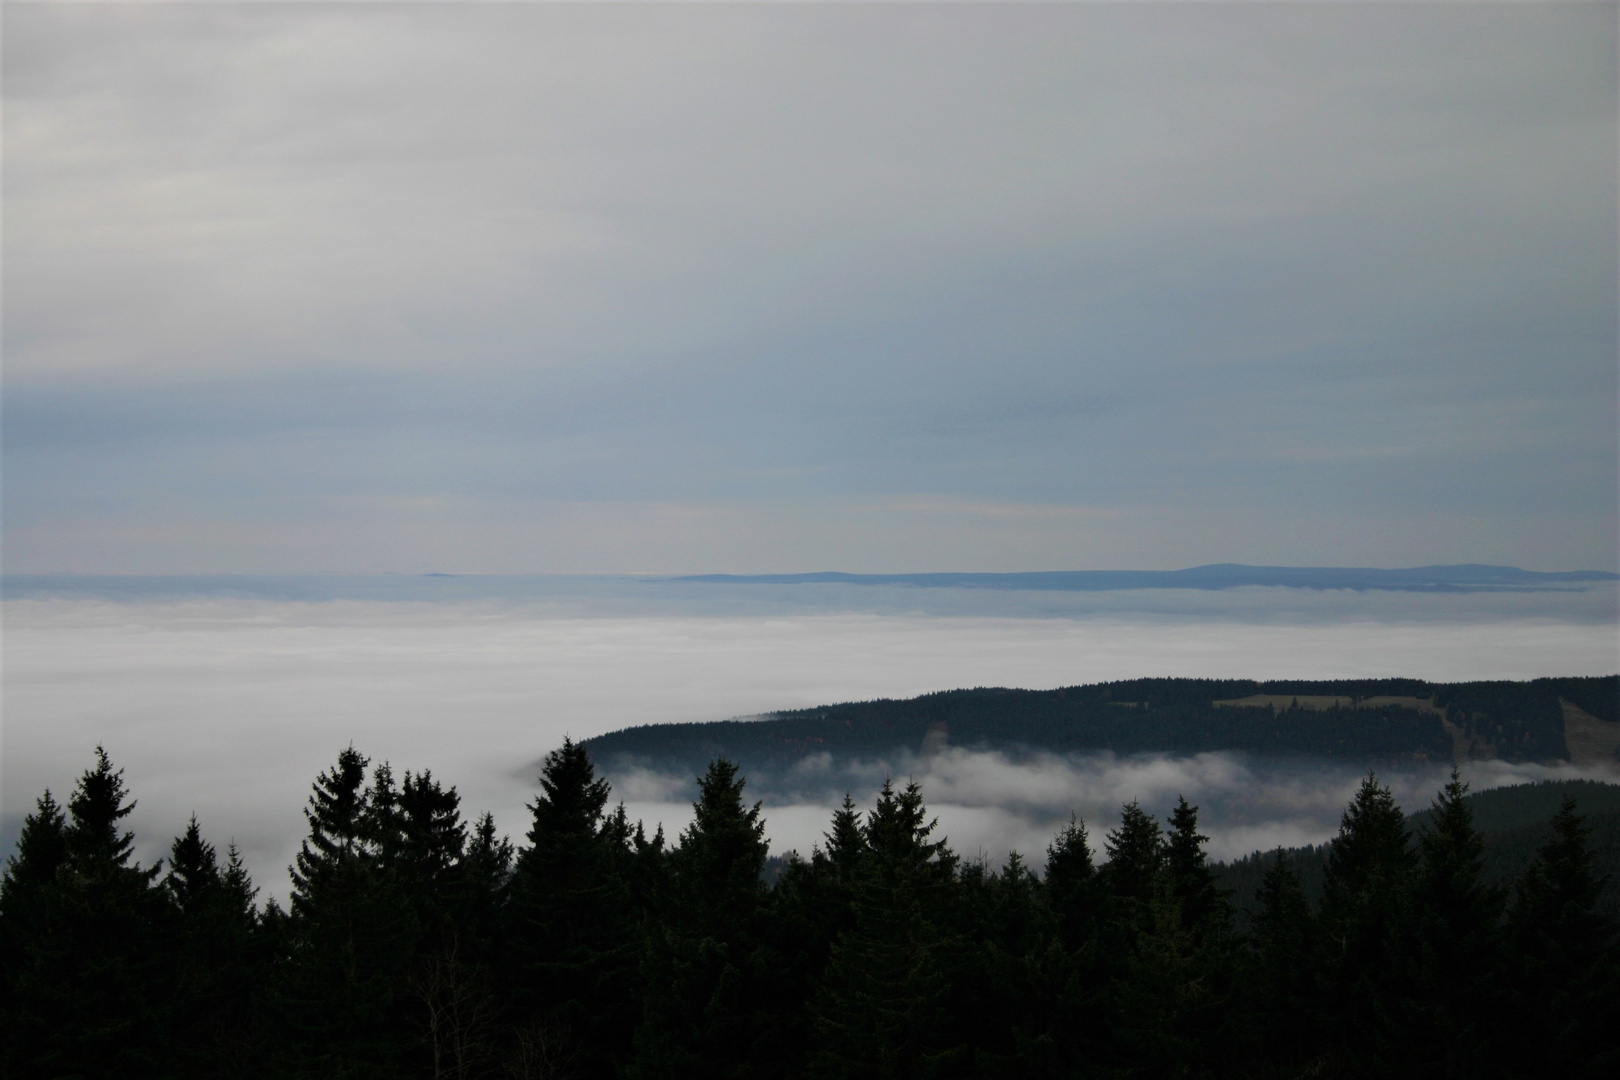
[
  {"xmin": 4, "ymin": 745, "xmax": 1618, "ymax": 1080},
  {"xmin": 585, "ymin": 676, "xmax": 1620, "ymax": 771}
]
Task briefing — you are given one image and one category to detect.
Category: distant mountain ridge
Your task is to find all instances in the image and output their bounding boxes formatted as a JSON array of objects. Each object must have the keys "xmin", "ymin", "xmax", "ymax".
[{"xmin": 675, "ymin": 563, "xmax": 1618, "ymax": 593}]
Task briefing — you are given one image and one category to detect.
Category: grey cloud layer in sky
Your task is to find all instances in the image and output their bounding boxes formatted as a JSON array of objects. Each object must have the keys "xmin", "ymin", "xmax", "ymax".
[{"xmin": 4, "ymin": 2, "xmax": 1615, "ymax": 572}]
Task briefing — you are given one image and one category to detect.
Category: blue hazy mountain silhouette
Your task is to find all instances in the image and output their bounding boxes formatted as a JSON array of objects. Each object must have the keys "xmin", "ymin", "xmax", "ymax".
[{"xmin": 674, "ymin": 564, "xmax": 1617, "ymax": 593}]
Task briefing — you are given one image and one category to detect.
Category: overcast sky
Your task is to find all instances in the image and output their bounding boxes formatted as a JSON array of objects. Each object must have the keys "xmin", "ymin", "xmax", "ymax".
[{"xmin": 4, "ymin": 2, "xmax": 1615, "ymax": 574}]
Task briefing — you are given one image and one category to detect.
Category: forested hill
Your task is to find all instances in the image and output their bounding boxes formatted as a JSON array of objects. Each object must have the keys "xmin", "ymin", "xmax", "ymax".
[
  {"xmin": 583, "ymin": 675, "xmax": 1620, "ymax": 772},
  {"xmin": 1215, "ymin": 779, "xmax": 1620, "ymax": 920}
]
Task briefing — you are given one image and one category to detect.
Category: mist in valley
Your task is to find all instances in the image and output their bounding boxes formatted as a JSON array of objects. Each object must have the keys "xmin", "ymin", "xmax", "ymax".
[
  {"xmin": 602, "ymin": 745, "xmax": 1619, "ymax": 872},
  {"xmin": 5, "ymin": 584, "xmax": 1614, "ymax": 899}
]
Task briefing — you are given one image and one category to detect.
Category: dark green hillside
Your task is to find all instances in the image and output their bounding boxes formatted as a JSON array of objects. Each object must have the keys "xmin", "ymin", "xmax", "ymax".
[
  {"xmin": 582, "ymin": 675, "xmax": 1619, "ymax": 773},
  {"xmin": 1407, "ymin": 777, "xmax": 1620, "ymax": 832},
  {"xmin": 1216, "ymin": 779, "xmax": 1620, "ymax": 921}
]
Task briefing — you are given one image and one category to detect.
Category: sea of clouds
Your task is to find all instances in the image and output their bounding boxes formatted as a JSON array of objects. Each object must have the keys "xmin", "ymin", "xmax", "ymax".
[
  {"xmin": 604, "ymin": 748, "xmax": 1618, "ymax": 870},
  {"xmin": 3, "ymin": 578, "xmax": 1615, "ymax": 900}
]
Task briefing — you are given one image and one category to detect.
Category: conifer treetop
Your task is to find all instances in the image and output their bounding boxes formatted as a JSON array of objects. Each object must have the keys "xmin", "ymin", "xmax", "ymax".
[
  {"xmin": 527, "ymin": 737, "xmax": 612, "ymax": 846},
  {"xmin": 66, "ymin": 745, "xmax": 143, "ymax": 873}
]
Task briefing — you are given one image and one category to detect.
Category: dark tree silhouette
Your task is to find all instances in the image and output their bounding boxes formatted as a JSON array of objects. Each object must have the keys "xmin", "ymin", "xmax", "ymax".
[
  {"xmin": 808, "ymin": 780, "xmax": 964, "ymax": 1080},
  {"xmin": 632, "ymin": 758, "xmax": 770, "ymax": 1079},
  {"xmin": 507, "ymin": 737, "xmax": 636, "ymax": 1078},
  {"xmin": 166, "ymin": 817, "xmax": 267, "ymax": 1077},
  {"xmin": 280, "ymin": 747, "xmax": 414, "ymax": 1079},
  {"xmin": 1408, "ymin": 770, "xmax": 1505, "ymax": 1078},
  {"xmin": 1319, "ymin": 773, "xmax": 1415, "ymax": 1075},
  {"xmin": 3, "ymin": 740, "xmax": 1614, "ymax": 1080},
  {"xmin": 1506, "ymin": 797, "xmax": 1619, "ymax": 1079},
  {"xmin": 1246, "ymin": 851, "xmax": 1324, "ymax": 1075},
  {"xmin": 1102, "ymin": 800, "xmax": 1163, "ymax": 932},
  {"xmin": 4, "ymin": 749, "xmax": 169, "ymax": 1078},
  {"xmin": 1166, "ymin": 795, "xmax": 1232, "ymax": 941}
]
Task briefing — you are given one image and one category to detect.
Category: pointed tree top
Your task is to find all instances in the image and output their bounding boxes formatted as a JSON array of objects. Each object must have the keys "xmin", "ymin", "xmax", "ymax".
[
  {"xmin": 1, "ymin": 790, "xmax": 69, "ymax": 902},
  {"xmin": 1102, "ymin": 800, "xmax": 1163, "ymax": 904},
  {"xmin": 527, "ymin": 737, "xmax": 611, "ymax": 846},
  {"xmin": 166, "ymin": 813, "xmax": 221, "ymax": 914},
  {"xmin": 823, "ymin": 792, "xmax": 867, "ymax": 876},
  {"xmin": 1045, "ymin": 813, "xmax": 1094, "ymax": 885},
  {"xmin": 66, "ymin": 745, "xmax": 141, "ymax": 872},
  {"xmin": 1325, "ymin": 771, "xmax": 1413, "ymax": 897}
]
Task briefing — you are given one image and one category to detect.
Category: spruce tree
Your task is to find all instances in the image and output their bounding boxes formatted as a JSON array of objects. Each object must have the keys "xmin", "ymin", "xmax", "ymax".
[
  {"xmin": 983, "ymin": 851, "xmax": 1044, "ymax": 956},
  {"xmin": 64, "ymin": 746, "xmax": 156, "ymax": 880},
  {"xmin": 280, "ymin": 746, "xmax": 407, "ymax": 1079},
  {"xmin": 1044, "ymin": 814, "xmax": 1099, "ymax": 951},
  {"xmin": 454, "ymin": 811, "xmax": 512, "ymax": 968},
  {"xmin": 806, "ymin": 780, "xmax": 964, "ymax": 1080},
  {"xmin": 507, "ymin": 738, "xmax": 636, "ymax": 1077},
  {"xmin": 166, "ymin": 814, "xmax": 221, "ymax": 915},
  {"xmin": 394, "ymin": 769, "xmax": 467, "ymax": 927},
  {"xmin": 0, "ymin": 791, "xmax": 70, "ymax": 1075},
  {"xmin": 377, "ymin": 768, "xmax": 479, "ymax": 1075},
  {"xmin": 673, "ymin": 757, "xmax": 769, "ymax": 934},
  {"xmin": 1080, "ymin": 800, "xmax": 1168, "ymax": 1072},
  {"xmin": 429, "ymin": 808, "xmax": 510, "ymax": 1078},
  {"xmin": 1101, "ymin": 800, "xmax": 1163, "ymax": 931},
  {"xmin": 762, "ymin": 794, "xmax": 870, "ymax": 1077},
  {"xmin": 964, "ymin": 851, "xmax": 1052, "ymax": 1073},
  {"xmin": 1165, "ymin": 796, "xmax": 1230, "ymax": 940},
  {"xmin": 1024, "ymin": 816, "xmax": 1108, "ymax": 1077},
  {"xmin": 633, "ymin": 758, "xmax": 770, "ymax": 1079},
  {"xmin": 1322, "ymin": 773, "xmax": 1412, "ymax": 913},
  {"xmin": 1409, "ymin": 770, "xmax": 1504, "ymax": 1077},
  {"xmin": 290, "ymin": 745, "xmax": 371, "ymax": 903},
  {"xmin": 1112, "ymin": 798, "xmax": 1232, "ymax": 1078},
  {"xmin": 166, "ymin": 818, "xmax": 268, "ymax": 1078},
  {"xmin": 1319, "ymin": 773, "xmax": 1415, "ymax": 1075},
  {"xmin": 1, "ymin": 790, "xmax": 68, "ymax": 907},
  {"xmin": 221, "ymin": 842, "xmax": 258, "ymax": 917},
  {"xmin": 4, "ymin": 749, "xmax": 169, "ymax": 1078},
  {"xmin": 629, "ymin": 818, "xmax": 670, "ymax": 920},
  {"xmin": 1245, "ymin": 851, "xmax": 1324, "ymax": 1075},
  {"xmin": 1505, "ymin": 797, "xmax": 1618, "ymax": 1079},
  {"xmin": 823, "ymin": 792, "xmax": 867, "ymax": 885}
]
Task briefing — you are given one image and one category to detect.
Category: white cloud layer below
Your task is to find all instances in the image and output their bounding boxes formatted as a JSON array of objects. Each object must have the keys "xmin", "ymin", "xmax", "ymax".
[{"xmin": 4, "ymin": 596, "xmax": 1616, "ymax": 899}]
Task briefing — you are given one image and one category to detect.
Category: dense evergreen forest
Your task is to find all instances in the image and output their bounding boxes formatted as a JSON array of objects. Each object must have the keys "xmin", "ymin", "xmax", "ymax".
[
  {"xmin": 584, "ymin": 676, "xmax": 1620, "ymax": 774},
  {"xmin": 4, "ymin": 745, "xmax": 1617, "ymax": 1079},
  {"xmin": 1214, "ymin": 779, "xmax": 1620, "ymax": 922}
]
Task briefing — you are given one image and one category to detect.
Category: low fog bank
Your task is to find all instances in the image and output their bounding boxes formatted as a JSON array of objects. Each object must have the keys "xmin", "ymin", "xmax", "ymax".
[
  {"xmin": 4, "ymin": 594, "xmax": 1616, "ymax": 898},
  {"xmin": 604, "ymin": 748, "xmax": 1620, "ymax": 869}
]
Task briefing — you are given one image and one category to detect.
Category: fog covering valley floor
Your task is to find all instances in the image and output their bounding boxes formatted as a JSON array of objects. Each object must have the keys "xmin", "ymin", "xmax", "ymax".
[
  {"xmin": 5, "ymin": 575, "xmax": 1618, "ymax": 895},
  {"xmin": 579, "ymin": 675, "xmax": 1620, "ymax": 865},
  {"xmin": 5, "ymin": 586, "xmax": 1619, "ymax": 1076}
]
